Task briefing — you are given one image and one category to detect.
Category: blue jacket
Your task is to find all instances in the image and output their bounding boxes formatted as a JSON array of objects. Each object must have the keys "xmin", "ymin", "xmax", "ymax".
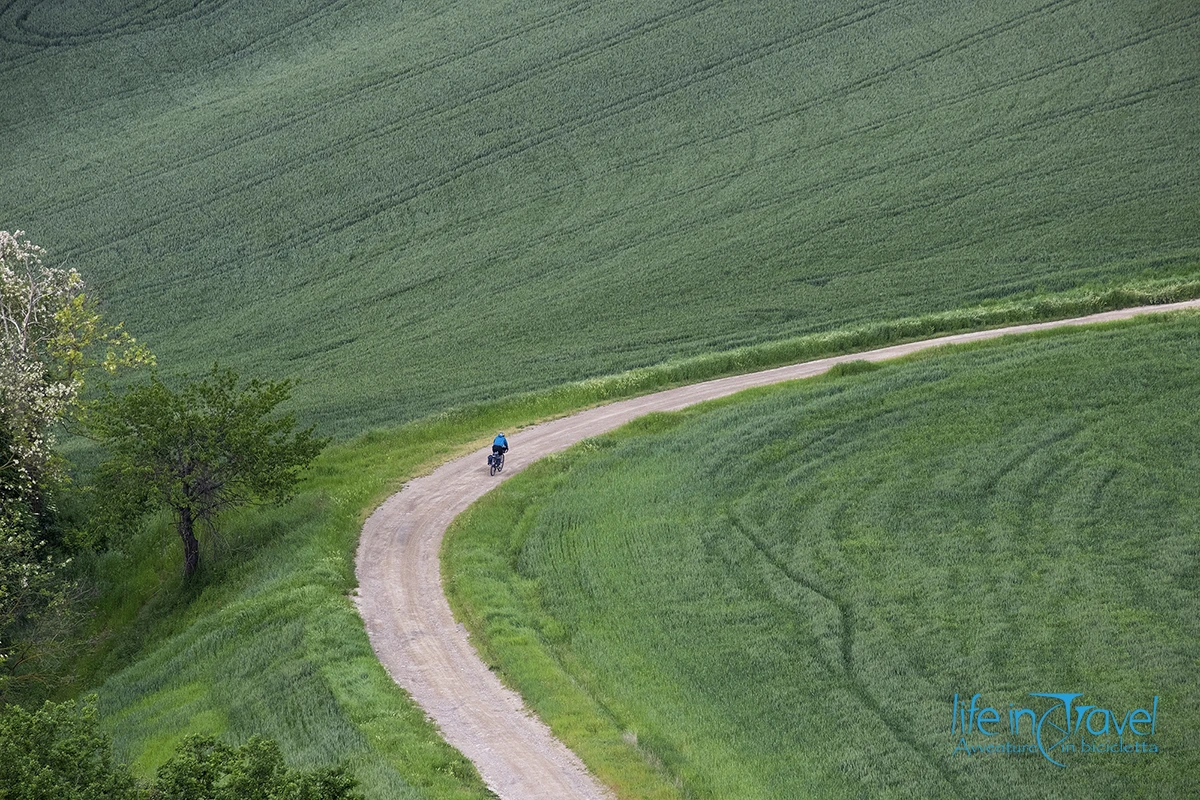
[{"xmin": 493, "ymin": 434, "xmax": 508, "ymax": 449}]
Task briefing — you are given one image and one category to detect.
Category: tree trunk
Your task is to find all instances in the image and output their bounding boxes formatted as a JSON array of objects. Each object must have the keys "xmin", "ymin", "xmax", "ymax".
[{"xmin": 178, "ymin": 508, "xmax": 200, "ymax": 578}]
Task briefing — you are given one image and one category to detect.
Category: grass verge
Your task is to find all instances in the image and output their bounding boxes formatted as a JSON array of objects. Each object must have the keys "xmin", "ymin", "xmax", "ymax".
[{"xmin": 404, "ymin": 274, "xmax": 1200, "ymax": 425}]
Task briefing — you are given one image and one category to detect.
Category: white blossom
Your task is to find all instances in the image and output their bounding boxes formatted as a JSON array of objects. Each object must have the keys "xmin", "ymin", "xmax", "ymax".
[{"xmin": 1, "ymin": 230, "xmax": 152, "ymax": 509}]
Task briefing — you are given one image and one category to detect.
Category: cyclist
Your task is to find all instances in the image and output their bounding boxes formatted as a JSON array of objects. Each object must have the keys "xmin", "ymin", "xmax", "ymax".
[{"xmin": 492, "ymin": 432, "xmax": 509, "ymax": 458}]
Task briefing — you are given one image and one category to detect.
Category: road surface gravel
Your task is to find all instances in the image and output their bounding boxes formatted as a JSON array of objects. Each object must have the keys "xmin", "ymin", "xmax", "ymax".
[{"xmin": 355, "ymin": 300, "xmax": 1200, "ymax": 799}]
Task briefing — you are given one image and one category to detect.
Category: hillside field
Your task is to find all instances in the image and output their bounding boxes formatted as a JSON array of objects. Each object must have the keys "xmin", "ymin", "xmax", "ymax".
[
  {"xmin": 443, "ymin": 313, "xmax": 1200, "ymax": 799},
  {"xmin": 4, "ymin": 0, "xmax": 1198, "ymax": 797},
  {"xmin": 3, "ymin": 0, "xmax": 1198, "ymax": 434},
  {"xmin": 43, "ymin": 296, "xmax": 1183, "ymax": 800}
]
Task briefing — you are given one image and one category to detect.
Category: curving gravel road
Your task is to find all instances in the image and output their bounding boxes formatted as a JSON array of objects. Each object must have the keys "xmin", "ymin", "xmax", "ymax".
[{"xmin": 354, "ymin": 300, "xmax": 1200, "ymax": 800}]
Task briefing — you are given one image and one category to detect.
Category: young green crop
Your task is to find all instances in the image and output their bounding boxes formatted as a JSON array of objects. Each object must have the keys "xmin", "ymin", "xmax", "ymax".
[
  {"xmin": 444, "ymin": 313, "xmax": 1200, "ymax": 799},
  {"xmin": 3, "ymin": 0, "xmax": 1197, "ymax": 435},
  {"xmin": 8, "ymin": 0, "xmax": 1196, "ymax": 794}
]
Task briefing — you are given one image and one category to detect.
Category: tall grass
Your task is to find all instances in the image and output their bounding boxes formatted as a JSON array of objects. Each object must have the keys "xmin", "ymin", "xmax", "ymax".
[
  {"xmin": 481, "ymin": 274, "xmax": 1200, "ymax": 415},
  {"xmin": 79, "ymin": 422, "xmax": 508, "ymax": 799},
  {"xmin": 444, "ymin": 312, "xmax": 1200, "ymax": 799},
  {"xmin": 4, "ymin": 0, "xmax": 1197, "ymax": 434}
]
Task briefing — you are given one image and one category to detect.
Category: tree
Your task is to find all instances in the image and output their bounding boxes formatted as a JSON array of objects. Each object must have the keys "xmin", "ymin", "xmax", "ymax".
[
  {"xmin": 1, "ymin": 231, "xmax": 149, "ymax": 702},
  {"xmin": 90, "ymin": 366, "xmax": 327, "ymax": 578},
  {"xmin": 0, "ymin": 696, "xmax": 139, "ymax": 800},
  {"xmin": 0, "ymin": 700, "xmax": 362, "ymax": 800},
  {"xmin": 0, "ymin": 230, "xmax": 151, "ymax": 523},
  {"xmin": 152, "ymin": 735, "xmax": 362, "ymax": 800},
  {"xmin": 0, "ymin": 508, "xmax": 82, "ymax": 702}
]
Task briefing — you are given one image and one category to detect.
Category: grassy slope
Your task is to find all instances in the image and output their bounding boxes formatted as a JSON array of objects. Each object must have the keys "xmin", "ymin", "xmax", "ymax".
[
  {"xmin": 84, "ymin": 422, "xmax": 508, "ymax": 799},
  {"xmin": 3, "ymin": 0, "xmax": 1197, "ymax": 434},
  {"xmin": 443, "ymin": 313, "xmax": 1200, "ymax": 799},
  {"xmin": 67, "ymin": 289, "xmax": 1198, "ymax": 798}
]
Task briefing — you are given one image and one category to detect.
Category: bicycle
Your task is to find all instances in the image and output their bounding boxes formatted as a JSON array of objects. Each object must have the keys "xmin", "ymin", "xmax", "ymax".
[{"xmin": 488, "ymin": 450, "xmax": 505, "ymax": 476}]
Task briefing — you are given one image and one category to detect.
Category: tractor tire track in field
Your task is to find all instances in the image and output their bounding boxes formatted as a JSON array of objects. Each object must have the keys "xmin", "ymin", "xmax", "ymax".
[
  {"xmin": 354, "ymin": 300, "xmax": 1200, "ymax": 800},
  {"xmin": 31, "ymin": 0, "xmax": 700, "ymax": 221},
  {"xmin": 502, "ymin": 7, "xmax": 1198, "ymax": 261},
  {"xmin": 0, "ymin": 0, "xmax": 233, "ymax": 47},
  {"xmin": 725, "ymin": 512, "xmax": 962, "ymax": 794},
  {"xmin": 76, "ymin": 0, "xmax": 1196, "ymax": 288},
  {"xmin": 0, "ymin": 0, "xmax": 238, "ymax": 75},
  {"xmin": 12, "ymin": 0, "xmax": 591, "ymax": 201},
  {"xmin": 217, "ymin": 0, "xmax": 897, "ymax": 257},
  {"xmin": 47, "ymin": 0, "xmax": 1186, "ymax": 282},
  {"xmin": 56, "ymin": 0, "xmax": 895, "ymax": 269}
]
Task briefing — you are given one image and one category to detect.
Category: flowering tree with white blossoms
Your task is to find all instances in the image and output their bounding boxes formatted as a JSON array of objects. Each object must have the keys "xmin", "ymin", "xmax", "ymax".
[
  {"xmin": 0, "ymin": 230, "xmax": 151, "ymax": 699},
  {"xmin": 0, "ymin": 230, "xmax": 152, "ymax": 518}
]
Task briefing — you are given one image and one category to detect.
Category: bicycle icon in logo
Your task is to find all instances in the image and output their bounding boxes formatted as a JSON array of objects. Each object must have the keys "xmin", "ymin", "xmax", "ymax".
[{"xmin": 1031, "ymin": 692, "xmax": 1082, "ymax": 767}]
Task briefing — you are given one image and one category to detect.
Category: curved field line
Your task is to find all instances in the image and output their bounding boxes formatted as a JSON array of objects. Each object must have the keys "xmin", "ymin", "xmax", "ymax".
[
  {"xmin": 354, "ymin": 300, "xmax": 1200, "ymax": 800},
  {"xmin": 28, "ymin": 0, "xmax": 700, "ymax": 219},
  {"xmin": 51, "ymin": 0, "xmax": 1178, "ymax": 272},
  {"xmin": 0, "ymin": 0, "xmax": 234, "ymax": 48},
  {"xmin": 55, "ymin": 0, "xmax": 895, "ymax": 268},
  {"xmin": 491, "ymin": 9, "xmax": 1199, "ymax": 257},
  {"xmin": 16, "ymin": 0, "xmax": 590, "ymax": 207},
  {"xmin": 71, "ymin": 1, "xmax": 1197, "ymax": 280}
]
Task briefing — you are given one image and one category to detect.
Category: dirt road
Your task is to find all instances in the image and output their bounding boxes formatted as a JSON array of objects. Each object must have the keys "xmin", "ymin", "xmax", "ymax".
[{"xmin": 354, "ymin": 300, "xmax": 1200, "ymax": 799}]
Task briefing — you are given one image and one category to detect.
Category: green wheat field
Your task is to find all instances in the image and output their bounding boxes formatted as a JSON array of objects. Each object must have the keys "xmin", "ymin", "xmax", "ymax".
[
  {"xmin": 2, "ymin": 0, "xmax": 1197, "ymax": 797},
  {"xmin": 445, "ymin": 314, "xmax": 1200, "ymax": 799},
  {"xmin": 3, "ymin": 0, "xmax": 1198, "ymax": 434}
]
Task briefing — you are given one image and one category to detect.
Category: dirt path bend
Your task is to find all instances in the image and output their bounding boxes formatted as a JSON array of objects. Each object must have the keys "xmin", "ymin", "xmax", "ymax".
[{"xmin": 354, "ymin": 300, "xmax": 1200, "ymax": 800}]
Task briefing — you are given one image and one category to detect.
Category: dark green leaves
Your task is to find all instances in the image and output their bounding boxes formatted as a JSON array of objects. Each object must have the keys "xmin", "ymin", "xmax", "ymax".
[
  {"xmin": 90, "ymin": 365, "xmax": 328, "ymax": 577},
  {"xmin": 0, "ymin": 698, "xmax": 138, "ymax": 800},
  {"xmin": 154, "ymin": 735, "xmax": 362, "ymax": 800},
  {"xmin": 0, "ymin": 700, "xmax": 362, "ymax": 800}
]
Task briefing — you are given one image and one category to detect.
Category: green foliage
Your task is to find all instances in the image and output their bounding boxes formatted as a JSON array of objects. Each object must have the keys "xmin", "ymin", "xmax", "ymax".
[
  {"xmin": 7, "ymin": 2, "xmax": 1194, "ymax": 794},
  {"xmin": 444, "ymin": 314, "xmax": 1200, "ymax": 799},
  {"xmin": 2, "ymin": 1, "xmax": 1196, "ymax": 435},
  {"xmin": 0, "ymin": 230, "xmax": 151, "ymax": 522},
  {"xmin": 0, "ymin": 494, "xmax": 83, "ymax": 705},
  {"xmin": 90, "ymin": 366, "xmax": 328, "ymax": 577},
  {"xmin": 0, "ymin": 697, "xmax": 138, "ymax": 800},
  {"xmin": 72, "ymin": 306, "xmax": 1198, "ymax": 799},
  {"xmin": 0, "ymin": 699, "xmax": 362, "ymax": 800},
  {"xmin": 0, "ymin": 231, "xmax": 149, "ymax": 702},
  {"xmin": 0, "ymin": 420, "xmax": 25, "ymax": 521},
  {"xmin": 151, "ymin": 735, "xmax": 362, "ymax": 800}
]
